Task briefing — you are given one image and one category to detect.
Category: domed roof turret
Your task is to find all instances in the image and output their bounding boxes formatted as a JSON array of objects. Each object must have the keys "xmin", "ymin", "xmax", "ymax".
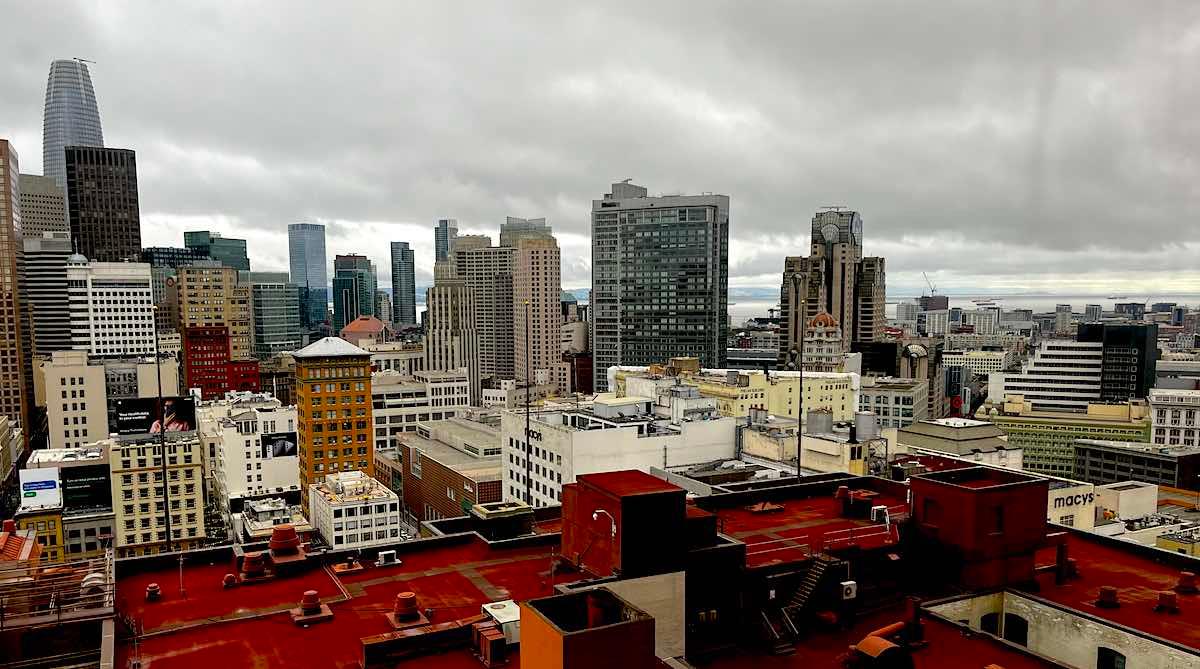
[{"xmin": 808, "ymin": 312, "xmax": 839, "ymax": 328}]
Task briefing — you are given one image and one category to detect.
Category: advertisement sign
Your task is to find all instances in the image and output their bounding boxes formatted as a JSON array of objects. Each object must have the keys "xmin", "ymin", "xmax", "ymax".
[
  {"xmin": 260, "ymin": 432, "xmax": 298, "ymax": 459},
  {"xmin": 61, "ymin": 464, "xmax": 112, "ymax": 510},
  {"xmin": 113, "ymin": 397, "xmax": 196, "ymax": 435},
  {"xmin": 19, "ymin": 468, "xmax": 62, "ymax": 509}
]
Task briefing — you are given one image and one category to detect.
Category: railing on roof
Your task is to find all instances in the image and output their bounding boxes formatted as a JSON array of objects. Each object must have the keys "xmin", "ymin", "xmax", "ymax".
[{"xmin": 0, "ymin": 550, "xmax": 115, "ymax": 631}]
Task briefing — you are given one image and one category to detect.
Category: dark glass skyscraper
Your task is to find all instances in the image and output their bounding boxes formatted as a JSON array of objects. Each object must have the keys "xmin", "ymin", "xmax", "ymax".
[
  {"xmin": 332, "ymin": 254, "xmax": 377, "ymax": 332},
  {"xmin": 434, "ymin": 218, "xmax": 458, "ymax": 261},
  {"xmin": 184, "ymin": 230, "xmax": 249, "ymax": 270},
  {"xmin": 64, "ymin": 146, "xmax": 141, "ymax": 261},
  {"xmin": 288, "ymin": 223, "xmax": 328, "ymax": 327},
  {"xmin": 42, "ymin": 59, "xmax": 104, "ymax": 187},
  {"xmin": 389, "ymin": 241, "xmax": 416, "ymax": 325}
]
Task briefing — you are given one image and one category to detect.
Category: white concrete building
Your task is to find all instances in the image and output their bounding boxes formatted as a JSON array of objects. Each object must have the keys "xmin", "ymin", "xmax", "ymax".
[
  {"xmin": 197, "ymin": 392, "xmax": 299, "ymax": 533},
  {"xmin": 895, "ymin": 301, "xmax": 920, "ymax": 322},
  {"xmin": 988, "ymin": 339, "xmax": 1103, "ymax": 412},
  {"xmin": 364, "ymin": 341, "xmax": 426, "ymax": 375},
  {"xmin": 371, "ymin": 369, "xmax": 471, "ymax": 451},
  {"xmin": 561, "ymin": 321, "xmax": 588, "ymax": 354},
  {"xmin": 942, "ymin": 349, "xmax": 1018, "ymax": 378},
  {"xmin": 802, "ymin": 312, "xmax": 845, "ymax": 372},
  {"xmin": 924, "ymin": 310, "xmax": 949, "ymax": 336},
  {"xmin": 309, "ymin": 470, "xmax": 401, "ymax": 549},
  {"xmin": 501, "ymin": 392, "xmax": 737, "ymax": 507},
  {"xmin": 1149, "ymin": 387, "xmax": 1200, "ymax": 447},
  {"xmin": 66, "ymin": 256, "xmax": 156, "ymax": 359},
  {"xmin": 961, "ymin": 309, "xmax": 999, "ymax": 335}
]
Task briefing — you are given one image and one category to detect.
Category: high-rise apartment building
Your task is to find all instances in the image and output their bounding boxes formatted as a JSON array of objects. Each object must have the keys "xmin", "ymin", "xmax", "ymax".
[
  {"xmin": 64, "ymin": 146, "xmax": 140, "ymax": 261},
  {"xmin": 1077, "ymin": 322, "xmax": 1158, "ymax": 402},
  {"xmin": 332, "ymin": 254, "xmax": 377, "ymax": 332},
  {"xmin": 514, "ymin": 236, "xmax": 568, "ymax": 394},
  {"xmin": 1055, "ymin": 304, "xmax": 1073, "ymax": 334},
  {"xmin": 66, "ymin": 256, "xmax": 156, "ymax": 359},
  {"xmin": 18, "ymin": 174, "xmax": 67, "ymax": 238},
  {"xmin": 173, "ymin": 264, "xmax": 253, "ymax": 361},
  {"xmin": 989, "ymin": 339, "xmax": 1104, "ymax": 412},
  {"xmin": 0, "ymin": 141, "xmax": 31, "ymax": 434},
  {"xmin": 389, "ymin": 241, "xmax": 416, "ymax": 325},
  {"xmin": 184, "ymin": 231, "xmax": 249, "ymax": 271},
  {"xmin": 42, "ymin": 59, "xmax": 104, "ymax": 188},
  {"xmin": 591, "ymin": 181, "xmax": 729, "ymax": 391},
  {"xmin": 1084, "ymin": 304, "xmax": 1103, "ymax": 323},
  {"xmin": 961, "ymin": 309, "xmax": 999, "ymax": 335},
  {"xmin": 455, "ymin": 245, "xmax": 515, "ymax": 385},
  {"xmin": 374, "ymin": 291, "xmax": 393, "ymax": 325},
  {"xmin": 288, "ymin": 223, "xmax": 328, "ymax": 328},
  {"xmin": 424, "ymin": 278, "xmax": 480, "ymax": 404},
  {"xmin": 294, "ymin": 337, "xmax": 374, "ymax": 516},
  {"xmin": 434, "ymin": 218, "xmax": 458, "ymax": 262},
  {"xmin": 249, "ymin": 272, "xmax": 302, "ymax": 360},
  {"xmin": 23, "ymin": 232, "xmax": 73, "ymax": 355}
]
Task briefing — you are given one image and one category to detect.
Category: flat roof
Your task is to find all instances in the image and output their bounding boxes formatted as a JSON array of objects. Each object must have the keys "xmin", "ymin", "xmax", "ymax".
[
  {"xmin": 707, "ymin": 487, "xmax": 908, "ymax": 568},
  {"xmin": 402, "ymin": 433, "xmax": 500, "ymax": 482},
  {"xmin": 27, "ymin": 446, "xmax": 106, "ymax": 464},
  {"xmin": 1076, "ymin": 439, "xmax": 1200, "ymax": 457},
  {"xmin": 115, "ymin": 536, "xmax": 584, "ymax": 668},
  {"xmin": 1033, "ymin": 533, "xmax": 1200, "ymax": 650},
  {"xmin": 578, "ymin": 470, "xmax": 684, "ymax": 498}
]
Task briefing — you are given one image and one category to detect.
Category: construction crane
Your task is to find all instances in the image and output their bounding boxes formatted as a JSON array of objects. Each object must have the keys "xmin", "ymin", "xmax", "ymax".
[{"xmin": 922, "ymin": 272, "xmax": 937, "ymax": 297}]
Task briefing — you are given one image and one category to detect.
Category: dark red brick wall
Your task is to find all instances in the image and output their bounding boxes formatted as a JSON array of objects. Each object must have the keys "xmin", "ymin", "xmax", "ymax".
[{"xmin": 401, "ymin": 443, "xmax": 491, "ymax": 521}]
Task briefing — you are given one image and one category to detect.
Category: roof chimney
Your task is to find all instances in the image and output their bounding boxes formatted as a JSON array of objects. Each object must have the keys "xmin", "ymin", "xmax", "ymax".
[
  {"xmin": 1095, "ymin": 586, "xmax": 1120, "ymax": 609},
  {"xmin": 1, "ymin": 519, "xmax": 15, "ymax": 533},
  {"xmin": 1176, "ymin": 571, "xmax": 1198, "ymax": 594},
  {"xmin": 1154, "ymin": 591, "xmax": 1180, "ymax": 614}
]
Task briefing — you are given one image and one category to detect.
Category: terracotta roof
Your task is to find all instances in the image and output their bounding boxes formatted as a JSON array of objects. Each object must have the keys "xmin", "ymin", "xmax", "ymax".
[
  {"xmin": 0, "ymin": 528, "xmax": 40, "ymax": 562},
  {"xmin": 808, "ymin": 311, "xmax": 839, "ymax": 328},
  {"xmin": 340, "ymin": 315, "xmax": 388, "ymax": 335}
]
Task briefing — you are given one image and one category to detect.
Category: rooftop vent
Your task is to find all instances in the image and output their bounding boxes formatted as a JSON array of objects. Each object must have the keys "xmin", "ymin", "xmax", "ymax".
[{"xmin": 1095, "ymin": 586, "xmax": 1120, "ymax": 609}]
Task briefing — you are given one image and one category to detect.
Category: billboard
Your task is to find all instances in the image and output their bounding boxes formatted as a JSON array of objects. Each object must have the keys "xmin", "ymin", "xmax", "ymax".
[
  {"xmin": 62, "ymin": 464, "xmax": 112, "ymax": 510},
  {"xmin": 19, "ymin": 468, "xmax": 62, "ymax": 509},
  {"xmin": 260, "ymin": 432, "xmax": 298, "ymax": 459},
  {"xmin": 113, "ymin": 397, "xmax": 196, "ymax": 435}
]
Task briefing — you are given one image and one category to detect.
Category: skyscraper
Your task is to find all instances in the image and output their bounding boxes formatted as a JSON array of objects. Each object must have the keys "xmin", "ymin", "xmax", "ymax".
[
  {"xmin": 499, "ymin": 216, "xmax": 552, "ymax": 248},
  {"xmin": 1077, "ymin": 322, "xmax": 1159, "ymax": 402},
  {"xmin": 332, "ymin": 254, "xmax": 377, "ymax": 332},
  {"xmin": 64, "ymin": 146, "xmax": 140, "ymax": 261},
  {"xmin": 389, "ymin": 241, "xmax": 416, "ymax": 325},
  {"xmin": 514, "ymin": 235, "xmax": 568, "ymax": 394},
  {"xmin": 18, "ymin": 174, "xmax": 67, "ymax": 238},
  {"xmin": 434, "ymin": 218, "xmax": 458, "ymax": 262},
  {"xmin": 1055, "ymin": 304, "xmax": 1073, "ymax": 334},
  {"xmin": 424, "ymin": 272, "xmax": 479, "ymax": 403},
  {"xmin": 0, "ymin": 140, "xmax": 30, "ymax": 432},
  {"xmin": 590, "ymin": 180, "xmax": 729, "ymax": 391},
  {"xmin": 23, "ymin": 232, "xmax": 73, "ymax": 355},
  {"xmin": 173, "ymin": 264, "xmax": 253, "ymax": 361},
  {"xmin": 249, "ymin": 272, "xmax": 302, "ymax": 360},
  {"xmin": 454, "ymin": 244, "xmax": 515, "ymax": 385},
  {"xmin": 184, "ymin": 230, "xmax": 250, "ymax": 271},
  {"xmin": 779, "ymin": 209, "xmax": 886, "ymax": 362},
  {"xmin": 288, "ymin": 223, "xmax": 328, "ymax": 328},
  {"xmin": 42, "ymin": 59, "xmax": 104, "ymax": 188},
  {"xmin": 1084, "ymin": 304, "xmax": 1103, "ymax": 323},
  {"xmin": 66, "ymin": 256, "xmax": 156, "ymax": 359}
]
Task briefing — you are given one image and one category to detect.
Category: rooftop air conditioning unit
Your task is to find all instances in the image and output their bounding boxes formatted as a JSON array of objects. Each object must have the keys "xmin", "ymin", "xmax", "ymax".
[
  {"xmin": 840, "ymin": 580, "xmax": 858, "ymax": 600},
  {"xmin": 482, "ymin": 600, "xmax": 521, "ymax": 644},
  {"xmin": 870, "ymin": 505, "xmax": 890, "ymax": 524},
  {"xmin": 377, "ymin": 550, "xmax": 398, "ymax": 566}
]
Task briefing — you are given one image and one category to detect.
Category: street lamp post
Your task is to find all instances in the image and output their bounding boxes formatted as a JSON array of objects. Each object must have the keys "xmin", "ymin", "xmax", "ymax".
[
  {"xmin": 523, "ymin": 300, "xmax": 532, "ymax": 506},
  {"xmin": 152, "ymin": 306, "xmax": 174, "ymax": 554},
  {"xmin": 792, "ymin": 274, "xmax": 806, "ymax": 482}
]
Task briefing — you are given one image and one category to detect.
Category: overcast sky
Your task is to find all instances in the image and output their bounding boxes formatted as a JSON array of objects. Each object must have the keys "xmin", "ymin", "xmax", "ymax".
[{"xmin": 3, "ymin": 2, "xmax": 1199, "ymax": 298}]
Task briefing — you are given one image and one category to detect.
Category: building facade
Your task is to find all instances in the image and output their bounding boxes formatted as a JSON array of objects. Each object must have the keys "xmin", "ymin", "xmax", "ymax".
[
  {"xmin": 434, "ymin": 218, "xmax": 458, "ymax": 262},
  {"xmin": 389, "ymin": 241, "xmax": 416, "ymax": 326},
  {"xmin": 64, "ymin": 146, "xmax": 140, "ymax": 262},
  {"xmin": 287, "ymin": 223, "xmax": 328, "ymax": 328},
  {"xmin": 395, "ymin": 418, "xmax": 502, "ymax": 522},
  {"xmin": 108, "ymin": 433, "xmax": 206, "ymax": 557},
  {"xmin": 66, "ymin": 256, "xmax": 156, "ymax": 359},
  {"xmin": 1073, "ymin": 439, "xmax": 1200, "ymax": 489},
  {"xmin": 42, "ymin": 59, "xmax": 104, "ymax": 187},
  {"xmin": 294, "ymin": 337, "xmax": 374, "ymax": 515},
  {"xmin": 18, "ymin": 174, "xmax": 67, "ymax": 238},
  {"xmin": 989, "ymin": 339, "xmax": 1104, "ymax": 412},
  {"xmin": 0, "ymin": 140, "xmax": 30, "ymax": 433},
  {"xmin": 514, "ymin": 236, "xmax": 567, "ymax": 394},
  {"xmin": 858, "ymin": 377, "xmax": 929, "ymax": 429},
  {"xmin": 249, "ymin": 272, "xmax": 302, "ymax": 360},
  {"xmin": 1149, "ymin": 388, "xmax": 1200, "ymax": 447},
  {"xmin": 942, "ymin": 349, "xmax": 1018, "ymax": 378},
  {"xmin": 424, "ymin": 276, "xmax": 480, "ymax": 403},
  {"xmin": 23, "ymin": 231, "xmax": 73, "ymax": 355},
  {"xmin": 985, "ymin": 397, "xmax": 1151, "ymax": 476},
  {"xmin": 182, "ymin": 326, "xmax": 259, "ymax": 400},
  {"xmin": 591, "ymin": 181, "xmax": 729, "ymax": 391},
  {"xmin": 370, "ymin": 369, "xmax": 470, "ymax": 451},
  {"xmin": 184, "ymin": 230, "xmax": 249, "ymax": 271},
  {"xmin": 455, "ymin": 244, "xmax": 515, "ymax": 385},
  {"xmin": 309, "ymin": 470, "xmax": 401, "ymax": 549},
  {"xmin": 174, "ymin": 264, "xmax": 253, "ymax": 361},
  {"xmin": 1077, "ymin": 322, "xmax": 1158, "ymax": 402}
]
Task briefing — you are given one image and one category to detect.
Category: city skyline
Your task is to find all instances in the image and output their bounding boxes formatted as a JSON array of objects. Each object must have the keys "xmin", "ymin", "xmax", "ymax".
[{"xmin": 3, "ymin": 4, "xmax": 1199, "ymax": 297}]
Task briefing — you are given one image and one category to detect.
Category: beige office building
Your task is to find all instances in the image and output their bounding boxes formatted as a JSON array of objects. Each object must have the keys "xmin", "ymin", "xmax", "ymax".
[
  {"xmin": 17, "ymin": 173, "xmax": 67, "ymax": 238},
  {"xmin": 108, "ymin": 433, "xmax": 207, "ymax": 557},
  {"xmin": 174, "ymin": 263, "xmax": 253, "ymax": 360},
  {"xmin": 514, "ymin": 236, "xmax": 568, "ymax": 394}
]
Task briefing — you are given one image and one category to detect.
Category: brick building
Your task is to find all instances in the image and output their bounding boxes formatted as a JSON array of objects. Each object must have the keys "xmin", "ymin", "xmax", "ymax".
[
  {"xmin": 182, "ymin": 326, "xmax": 260, "ymax": 400},
  {"xmin": 396, "ymin": 418, "xmax": 501, "ymax": 521}
]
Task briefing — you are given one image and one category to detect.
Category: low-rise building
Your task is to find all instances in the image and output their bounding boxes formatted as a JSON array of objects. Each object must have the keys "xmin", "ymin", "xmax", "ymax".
[
  {"xmin": 500, "ymin": 391, "xmax": 737, "ymax": 507},
  {"xmin": 308, "ymin": 470, "xmax": 401, "ymax": 549},
  {"xmin": 236, "ymin": 497, "xmax": 311, "ymax": 544},
  {"xmin": 858, "ymin": 376, "xmax": 928, "ymax": 429},
  {"xmin": 1149, "ymin": 387, "xmax": 1200, "ymax": 447},
  {"xmin": 480, "ymin": 378, "xmax": 557, "ymax": 409},
  {"xmin": 942, "ymin": 349, "xmax": 1018, "ymax": 378},
  {"xmin": 1157, "ymin": 526, "xmax": 1200, "ymax": 556},
  {"xmin": 108, "ymin": 433, "xmax": 206, "ymax": 557},
  {"xmin": 364, "ymin": 341, "xmax": 425, "ymax": 375},
  {"xmin": 1073, "ymin": 439, "xmax": 1200, "ymax": 488},
  {"xmin": 258, "ymin": 353, "xmax": 296, "ymax": 406},
  {"xmin": 896, "ymin": 418, "xmax": 1021, "ymax": 470},
  {"xmin": 396, "ymin": 418, "xmax": 502, "ymax": 522},
  {"xmin": 0, "ymin": 416, "xmax": 22, "ymax": 490},
  {"xmin": 27, "ymin": 444, "xmax": 114, "ymax": 561},
  {"xmin": 983, "ymin": 396, "xmax": 1151, "ymax": 476},
  {"xmin": 371, "ymin": 369, "xmax": 471, "ymax": 451},
  {"xmin": 943, "ymin": 332, "xmax": 1029, "ymax": 353}
]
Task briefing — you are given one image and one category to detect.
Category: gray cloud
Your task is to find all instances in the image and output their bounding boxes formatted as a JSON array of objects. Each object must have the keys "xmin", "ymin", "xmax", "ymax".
[{"xmin": 2, "ymin": 1, "xmax": 1199, "ymax": 294}]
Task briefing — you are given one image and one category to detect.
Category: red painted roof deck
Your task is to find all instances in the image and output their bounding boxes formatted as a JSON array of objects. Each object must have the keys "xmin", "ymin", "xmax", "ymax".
[
  {"xmin": 115, "ymin": 537, "xmax": 585, "ymax": 668},
  {"xmin": 711, "ymin": 491, "xmax": 908, "ymax": 568},
  {"xmin": 1031, "ymin": 533, "xmax": 1200, "ymax": 650},
  {"xmin": 577, "ymin": 470, "xmax": 684, "ymax": 497}
]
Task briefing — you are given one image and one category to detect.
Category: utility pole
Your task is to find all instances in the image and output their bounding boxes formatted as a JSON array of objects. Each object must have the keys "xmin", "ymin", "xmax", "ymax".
[
  {"xmin": 523, "ymin": 300, "xmax": 532, "ymax": 506},
  {"xmin": 792, "ymin": 274, "xmax": 806, "ymax": 481},
  {"xmin": 153, "ymin": 306, "xmax": 174, "ymax": 553}
]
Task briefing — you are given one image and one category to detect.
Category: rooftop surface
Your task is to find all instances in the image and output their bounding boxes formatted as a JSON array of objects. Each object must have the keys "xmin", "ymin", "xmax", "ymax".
[
  {"xmin": 1076, "ymin": 438, "xmax": 1200, "ymax": 457},
  {"xmin": 711, "ymin": 490, "xmax": 908, "ymax": 568},
  {"xmin": 1032, "ymin": 532, "xmax": 1200, "ymax": 650},
  {"xmin": 401, "ymin": 432, "xmax": 500, "ymax": 482},
  {"xmin": 116, "ymin": 537, "xmax": 584, "ymax": 668},
  {"xmin": 293, "ymin": 336, "xmax": 370, "ymax": 359},
  {"xmin": 578, "ymin": 470, "xmax": 684, "ymax": 498}
]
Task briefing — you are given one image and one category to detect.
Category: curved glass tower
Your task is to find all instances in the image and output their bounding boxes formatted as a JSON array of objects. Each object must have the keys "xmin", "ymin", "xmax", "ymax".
[{"xmin": 43, "ymin": 59, "xmax": 104, "ymax": 186}]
